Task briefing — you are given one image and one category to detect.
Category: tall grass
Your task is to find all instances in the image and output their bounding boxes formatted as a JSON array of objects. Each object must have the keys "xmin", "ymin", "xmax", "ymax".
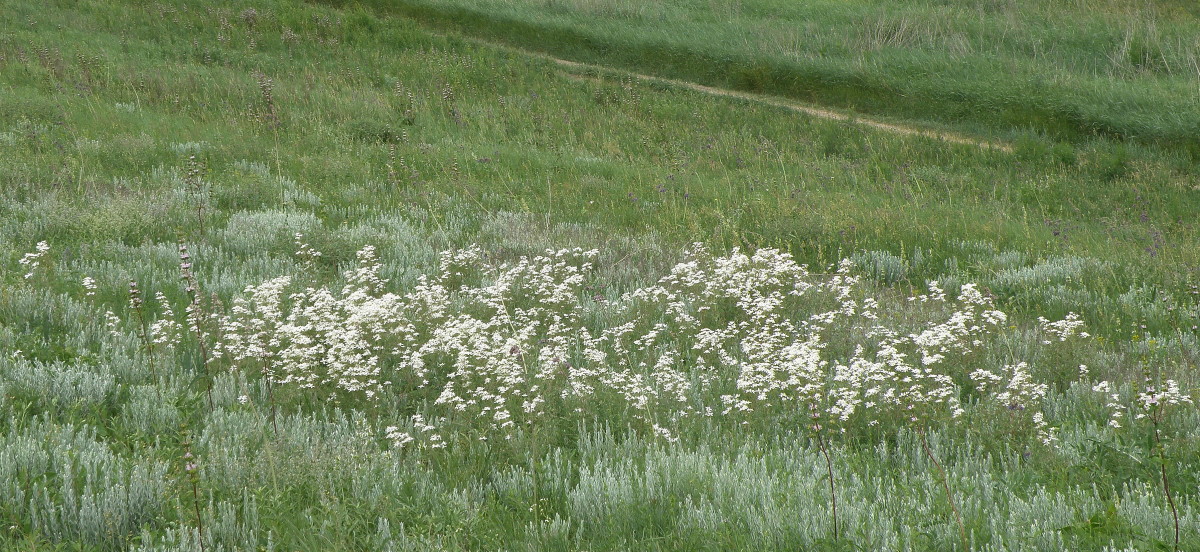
[
  {"xmin": 350, "ymin": 0, "xmax": 1200, "ymax": 149},
  {"xmin": 0, "ymin": 0, "xmax": 1198, "ymax": 550}
]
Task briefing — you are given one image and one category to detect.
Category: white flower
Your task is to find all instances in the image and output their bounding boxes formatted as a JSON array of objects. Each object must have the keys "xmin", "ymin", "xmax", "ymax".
[
  {"xmin": 1037, "ymin": 313, "xmax": 1088, "ymax": 342},
  {"xmin": 19, "ymin": 241, "xmax": 50, "ymax": 279}
]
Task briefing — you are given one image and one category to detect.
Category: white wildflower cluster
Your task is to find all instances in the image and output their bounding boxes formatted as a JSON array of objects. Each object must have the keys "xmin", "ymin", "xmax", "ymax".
[
  {"xmin": 104, "ymin": 310, "xmax": 124, "ymax": 337},
  {"xmin": 1135, "ymin": 379, "xmax": 1192, "ymax": 414},
  {"xmin": 82, "ymin": 276, "xmax": 97, "ymax": 297},
  {"xmin": 417, "ymin": 247, "xmax": 606, "ymax": 436},
  {"xmin": 220, "ymin": 245, "xmax": 607, "ymax": 439},
  {"xmin": 294, "ymin": 233, "xmax": 322, "ymax": 269},
  {"xmin": 1091, "ymin": 378, "xmax": 1192, "ymax": 428},
  {"xmin": 19, "ymin": 241, "xmax": 50, "ymax": 279},
  {"xmin": 606, "ymin": 248, "xmax": 1016, "ymax": 435},
  {"xmin": 1037, "ymin": 312, "xmax": 1090, "ymax": 344},
  {"xmin": 1091, "ymin": 380, "xmax": 1127, "ymax": 428},
  {"xmin": 216, "ymin": 243, "xmax": 1083, "ymax": 449},
  {"xmin": 971, "ymin": 362, "xmax": 1055, "ymax": 444},
  {"xmin": 385, "ymin": 413, "xmax": 445, "ymax": 449},
  {"xmin": 219, "ymin": 247, "xmax": 401, "ymax": 400},
  {"xmin": 148, "ymin": 292, "xmax": 183, "ymax": 348},
  {"xmin": 606, "ymin": 245, "xmax": 851, "ymax": 424}
]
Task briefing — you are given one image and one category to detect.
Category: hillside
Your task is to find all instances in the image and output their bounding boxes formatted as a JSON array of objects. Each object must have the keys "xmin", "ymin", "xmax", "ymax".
[{"xmin": 1, "ymin": 1, "xmax": 1197, "ymax": 550}]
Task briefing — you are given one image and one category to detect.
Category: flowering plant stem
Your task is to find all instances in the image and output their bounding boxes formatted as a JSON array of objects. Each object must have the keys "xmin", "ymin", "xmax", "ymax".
[
  {"xmin": 190, "ymin": 476, "xmax": 206, "ymax": 552},
  {"xmin": 918, "ymin": 428, "xmax": 967, "ymax": 551},
  {"xmin": 813, "ymin": 424, "xmax": 838, "ymax": 541},
  {"xmin": 129, "ymin": 281, "xmax": 160, "ymax": 398},
  {"xmin": 1151, "ymin": 411, "xmax": 1180, "ymax": 551},
  {"xmin": 181, "ymin": 435, "xmax": 207, "ymax": 552},
  {"xmin": 266, "ymin": 377, "xmax": 279, "ymax": 436}
]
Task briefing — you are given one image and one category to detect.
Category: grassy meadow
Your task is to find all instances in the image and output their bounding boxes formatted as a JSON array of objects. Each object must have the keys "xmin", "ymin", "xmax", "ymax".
[
  {"xmin": 363, "ymin": 0, "xmax": 1200, "ymax": 149},
  {"xmin": 1, "ymin": 0, "xmax": 1198, "ymax": 550}
]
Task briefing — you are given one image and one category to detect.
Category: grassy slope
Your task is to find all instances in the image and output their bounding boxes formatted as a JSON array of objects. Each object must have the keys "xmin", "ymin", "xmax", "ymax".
[
  {"xmin": 0, "ymin": 0, "xmax": 1197, "ymax": 550},
  {"xmin": 353, "ymin": 0, "xmax": 1200, "ymax": 149}
]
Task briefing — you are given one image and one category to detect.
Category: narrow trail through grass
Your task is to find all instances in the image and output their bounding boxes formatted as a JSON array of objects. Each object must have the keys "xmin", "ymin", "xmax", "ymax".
[
  {"xmin": 343, "ymin": 0, "xmax": 1200, "ymax": 150},
  {"xmin": 440, "ymin": 28, "xmax": 1016, "ymax": 153}
]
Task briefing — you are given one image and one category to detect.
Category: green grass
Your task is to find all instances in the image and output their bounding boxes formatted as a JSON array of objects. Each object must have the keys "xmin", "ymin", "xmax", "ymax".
[
  {"xmin": 347, "ymin": 0, "xmax": 1200, "ymax": 150},
  {"xmin": 0, "ymin": 0, "xmax": 1198, "ymax": 550}
]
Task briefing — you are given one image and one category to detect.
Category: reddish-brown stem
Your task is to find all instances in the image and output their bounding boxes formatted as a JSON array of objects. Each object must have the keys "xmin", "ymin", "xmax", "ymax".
[
  {"xmin": 191, "ymin": 314, "xmax": 214, "ymax": 412},
  {"xmin": 919, "ymin": 428, "xmax": 968, "ymax": 551},
  {"xmin": 814, "ymin": 426, "xmax": 839, "ymax": 541},
  {"xmin": 1151, "ymin": 412, "xmax": 1180, "ymax": 551},
  {"xmin": 191, "ymin": 478, "xmax": 206, "ymax": 552},
  {"xmin": 129, "ymin": 282, "xmax": 160, "ymax": 398},
  {"xmin": 266, "ymin": 375, "xmax": 278, "ymax": 436}
]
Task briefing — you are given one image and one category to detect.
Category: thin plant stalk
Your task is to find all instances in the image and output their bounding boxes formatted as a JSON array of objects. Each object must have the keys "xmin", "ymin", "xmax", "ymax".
[
  {"xmin": 184, "ymin": 155, "xmax": 206, "ymax": 237},
  {"xmin": 182, "ymin": 435, "xmax": 207, "ymax": 552},
  {"xmin": 265, "ymin": 372, "xmax": 278, "ymax": 436},
  {"xmin": 190, "ymin": 475, "xmax": 206, "ymax": 552},
  {"xmin": 1142, "ymin": 345, "xmax": 1182, "ymax": 552},
  {"xmin": 1151, "ymin": 408, "xmax": 1180, "ymax": 551},
  {"xmin": 129, "ymin": 280, "xmax": 161, "ymax": 398},
  {"xmin": 187, "ymin": 290, "xmax": 214, "ymax": 412},
  {"xmin": 919, "ymin": 428, "xmax": 968, "ymax": 551},
  {"xmin": 813, "ymin": 420, "xmax": 839, "ymax": 541},
  {"xmin": 179, "ymin": 242, "xmax": 214, "ymax": 411}
]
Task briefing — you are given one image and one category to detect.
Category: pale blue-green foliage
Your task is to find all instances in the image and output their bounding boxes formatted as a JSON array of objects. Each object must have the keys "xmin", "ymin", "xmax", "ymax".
[
  {"xmin": 218, "ymin": 209, "xmax": 323, "ymax": 257},
  {"xmin": 1116, "ymin": 481, "xmax": 1199, "ymax": 545},
  {"xmin": 195, "ymin": 408, "xmax": 377, "ymax": 491},
  {"xmin": 347, "ymin": 213, "xmax": 440, "ymax": 285},
  {"xmin": 0, "ymin": 289, "xmax": 115, "ymax": 354},
  {"xmin": 1, "ymin": 357, "xmax": 118, "ymax": 412},
  {"xmin": 991, "ymin": 256, "xmax": 1108, "ymax": 291},
  {"xmin": 192, "ymin": 244, "xmax": 299, "ymax": 299},
  {"xmin": 554, "ymin": 427, "xmax": 1196, "ymax": 551},
  {"xmin": 226, "ymin": 160, "xmax": 323, "ymax": 210},
  {"xmin": 0, "ymin": 419, "xmax": 168, "ymax": 549},
  {"xmin": 850, "ymin": 249, "xmax": 909, "ymax": 284},
  {"xmin": 133, "ymin": 490, "xmax": 262, "ymax": 552},
  {"xmin": 120, "ymin": 385, "xmax": 182, "ymax": 437}
]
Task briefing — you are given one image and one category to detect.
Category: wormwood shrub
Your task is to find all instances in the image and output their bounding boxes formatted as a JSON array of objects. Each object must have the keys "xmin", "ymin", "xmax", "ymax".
[{"xmin": 0, "ymin": 418, "xmax": 169, "ymax": 549}]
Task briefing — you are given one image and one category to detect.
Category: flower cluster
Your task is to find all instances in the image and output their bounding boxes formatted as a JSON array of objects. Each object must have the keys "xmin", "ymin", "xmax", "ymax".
[
  {"xmin": 1091, "ymin": 380, "xmax": 1127, "ymax": 428},
  {"xmin": 294, "ymin": 233, "xmax": 322, "ymax": 271},
  {"xmin": 215, "ymin": 243, "xmax": 1097, "ymax": 449},
  {"xmin": 149, "ymin": 292, "xmax": 184, "ymax": 348},
  {"xmin": 971, "ymin": 362, "xmax": 1054, "ymax": 443},
  {"xmin": 220, "ymin": 245, "xmax": 605, "ymax": 438},
  {"xmin": 1037, "ymin": 312, "xmax": 1089, "ymax": 343},
  {"xmin": 600, "ymin": 248, "xmax": 1014, "ymax": 435},
  {"xmin": 19, "ymin": 240, "xmax": 50, "ymax": 279},
  {"xmin": 1136, "ymin": 379, "xmax": 1192, "ymax": 413}
]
